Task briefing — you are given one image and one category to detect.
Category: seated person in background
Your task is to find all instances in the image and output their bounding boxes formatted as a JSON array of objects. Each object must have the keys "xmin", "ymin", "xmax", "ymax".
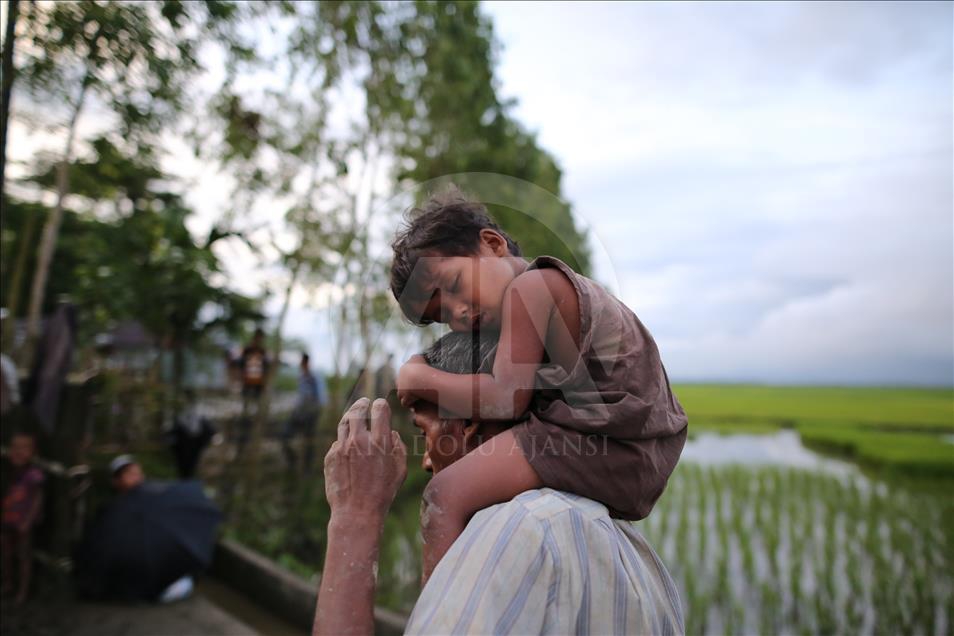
[
  {"xmin": 110, "ymin": 454, "xmax": 145, "ymax": 494},
  {"xmin": 108, "ymin": 455, "xmax": 192, "ymax": 603},
  {"xmin": 75, "ymin": 456, "xmax": 220, "ymax": 604},
  {"xmin": 2, "ymin": 431, "xmax": 44, "ymax": 605},
  {"xmin": 314, "ymin": 333, "xmax": 684, "ymax": 635}
]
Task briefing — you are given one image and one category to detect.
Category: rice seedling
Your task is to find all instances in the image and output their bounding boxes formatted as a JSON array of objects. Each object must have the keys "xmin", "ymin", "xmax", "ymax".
[{"xmin": 648, "ymin": 459, "xmax": 951, "ymax": 636}]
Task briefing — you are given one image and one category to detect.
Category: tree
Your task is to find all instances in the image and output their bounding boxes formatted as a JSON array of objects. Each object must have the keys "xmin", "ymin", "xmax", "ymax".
[
  {"xmin": 8, "ymin": 0, "xmax": 253, "ymax": 359},
  {"xmin": 2, "ymin": 137, "xmax": 262, "ymax": 401},
  {"xmin": 205, "ymin": 1, "xmax": 590, "ymax": 387},
  {"xmin": 397, "ymin": 2, "xmax": 591, "ymax": 275},
  {"xmin": 168, "ymin": 1, "xmax": 592, "ymax": 504},
  {"xmin": 0, "ymin": 0, "xmax": 21, "ymax": 210}
]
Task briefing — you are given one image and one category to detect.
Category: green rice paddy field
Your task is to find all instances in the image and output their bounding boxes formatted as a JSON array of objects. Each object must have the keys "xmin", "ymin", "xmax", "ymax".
[
  {"xmin": 638, "ymin": 385, "xmax": 954, "ymax": 635},
  {"xmin": 674, "ymin": 384, "xmax": 954, "ymax": 480}
]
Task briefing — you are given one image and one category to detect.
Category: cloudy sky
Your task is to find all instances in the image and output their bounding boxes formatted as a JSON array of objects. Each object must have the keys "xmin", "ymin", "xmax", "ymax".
[{"xmin": 476, "ymin": 1, "xmax": 952, "ymax": 385}]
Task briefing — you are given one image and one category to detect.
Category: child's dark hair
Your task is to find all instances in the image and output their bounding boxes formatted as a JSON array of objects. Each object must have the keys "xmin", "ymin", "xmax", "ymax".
[{"xmin": 390, "ymin": 186, "xmax": 521, "ymax": 323}]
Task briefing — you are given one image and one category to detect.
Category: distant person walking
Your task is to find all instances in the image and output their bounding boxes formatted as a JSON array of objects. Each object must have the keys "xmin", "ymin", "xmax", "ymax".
[
  {"xmin": 281, "ymin": 353, "xmax": 328, "ymax": 473},
  {"xmin": 235, "ymin": 328, "xmax": 270, "ymax": 450}
]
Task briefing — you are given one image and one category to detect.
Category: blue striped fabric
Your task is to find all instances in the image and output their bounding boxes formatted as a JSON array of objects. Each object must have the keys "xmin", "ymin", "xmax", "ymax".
[{"xmin": 406, "ymin": 488, "xmax": 684, "ymax": 635}]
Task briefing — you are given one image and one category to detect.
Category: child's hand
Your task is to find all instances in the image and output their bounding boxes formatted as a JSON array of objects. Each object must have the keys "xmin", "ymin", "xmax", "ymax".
[
  {"xmin": 397, "ymin": 355, "xmax": 427, "ymax": 407},
  {"xmin": 397, "ymin": 388, "xmax": 416, "ymax": 408}
]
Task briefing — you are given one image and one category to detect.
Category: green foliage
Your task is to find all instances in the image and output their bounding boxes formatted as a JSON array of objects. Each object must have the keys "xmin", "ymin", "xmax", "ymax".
[
  {"xmin": 686, "ymin": 418, "xmax": 783, "ymax": 437},
  {"xmin": 207, "ymin": 0, "xmax": 591, "ymax": 281},
  {"xmin": 5, "ymin": 0, "xmax": 258, "ymax": 343},
  {"xmin": 396, "ymin": 2, "xmax": 591, "ymax": 273},
  {"xmin": 798, "ymin": 423, "xmax": 954, "ymax": 480},
  {"xmin": 675, "ymin": 384, "xmax": 954, "ymax": 429},
  {"xmin": 15, "ymin": 0, "xmax": 250, "ymax": 141},
  {"xmin": 1, "ymin": 138, "xmax": 260, "ymax": 345},
  {"xmin": 27, "ymin": 137, "xmax": 162, "ymax": 203}
]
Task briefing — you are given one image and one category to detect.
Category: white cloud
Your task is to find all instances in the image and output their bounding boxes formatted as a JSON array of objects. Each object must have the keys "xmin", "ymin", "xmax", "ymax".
[{"xmin": 484, "ymin": 0, "xmax": 953, "ymax": 384}]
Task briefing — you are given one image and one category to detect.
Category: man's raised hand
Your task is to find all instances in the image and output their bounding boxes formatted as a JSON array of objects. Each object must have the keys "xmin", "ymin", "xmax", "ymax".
[{"xmin": 324, "ymin": 398, "xmax": 408, "ymax": 522}]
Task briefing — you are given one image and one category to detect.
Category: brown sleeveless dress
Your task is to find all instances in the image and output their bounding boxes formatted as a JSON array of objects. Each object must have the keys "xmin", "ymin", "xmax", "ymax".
[{"xmin": 500, "ymin": 256, "xmax": 688, "ymax": 520}]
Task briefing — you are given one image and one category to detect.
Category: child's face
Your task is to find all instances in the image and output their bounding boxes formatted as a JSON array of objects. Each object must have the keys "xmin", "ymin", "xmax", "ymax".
[
  {"xmin": 8, "ymin": 435, "xmax": 35, "ymax": 467},
  {"xmin": 411, "ymin": 233, "xmax": 517, "ymax": 333}
]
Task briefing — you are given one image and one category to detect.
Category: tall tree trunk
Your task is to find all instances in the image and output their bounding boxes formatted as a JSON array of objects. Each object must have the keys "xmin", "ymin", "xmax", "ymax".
[
  {"xmin": 23, "ymin": 74, "xmax": 89, "ymax": 361},
  {"xmin": 1, "ymin": 206, "xmax": 35, "ymax": 352},
  {"xmin": 0, "ymin": 0, "xmax": 20, "ymax": 212}
]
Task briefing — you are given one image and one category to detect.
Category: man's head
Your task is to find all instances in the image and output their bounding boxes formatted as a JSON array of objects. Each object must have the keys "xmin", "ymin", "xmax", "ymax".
[
  {"xmin": 412, "ymin": 332, "xmax": 507, "ymax": 474},
  {"xmin": 110, "ymin": 455, "xmax": 145, "ymax": 493},
  {"xmin": 390, "ymin": 187, "xmax": 523, "ymax": 333},
  {"xmin": 8, "ymin": 432, "xmax": 36, "ymax": 468},
  {"xmin": 301, "ymin": 352, "xmax": 310, "ymax": 371},
  {"xmin": 252, "ymin": 327, "xmax": 265, "ymax": 346}
]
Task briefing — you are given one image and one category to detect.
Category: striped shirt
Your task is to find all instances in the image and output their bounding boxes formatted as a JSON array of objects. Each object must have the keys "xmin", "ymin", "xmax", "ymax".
[{"xmin": 406, "ymin": 488, "xmax": 684, "ymax": 635}]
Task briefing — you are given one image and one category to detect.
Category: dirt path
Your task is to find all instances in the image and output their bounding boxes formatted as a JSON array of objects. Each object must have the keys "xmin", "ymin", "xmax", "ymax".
[{"xmin": 1, "ymin": 588, "xmax": 260, "ymax": 636}]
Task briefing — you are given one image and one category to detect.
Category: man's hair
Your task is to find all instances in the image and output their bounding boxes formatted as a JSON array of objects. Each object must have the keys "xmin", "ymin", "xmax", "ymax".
[
  {"xmin": 301, "ymin": 353, "xmax": 310, "ymax": 364},
  {"xmin": 390, "ymin": 186, "xmax": 521, "ymax": 324},
  {"xmin": 422, "ymin": 332, "xmax": 498, "ymax": 379},
  {"xmin": 421, "ymin": 332, "xmax": 498, "ymax": 427}
]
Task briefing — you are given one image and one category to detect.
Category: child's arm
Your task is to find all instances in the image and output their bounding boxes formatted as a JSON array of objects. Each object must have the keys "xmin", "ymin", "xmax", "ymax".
[
  {"xmin": 399, "ymin": 269, "xmax": 568, "ymax": 421},
  {"xmin": 420, "ymin": 428, "xmax": 541, "ymax": 583}
]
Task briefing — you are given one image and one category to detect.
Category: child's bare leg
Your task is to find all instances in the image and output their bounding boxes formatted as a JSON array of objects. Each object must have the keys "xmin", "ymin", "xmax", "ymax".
[
  {"xmin": 1, "ymin": 529, "xmax": 14, "ymax": 596},
  {"xmin": 15, "ymin": 530, "xmax": 32, "ymax": 604},
  {"xmin": 420, "ymin": 429, "xmax": 541, "ymax": 583}
]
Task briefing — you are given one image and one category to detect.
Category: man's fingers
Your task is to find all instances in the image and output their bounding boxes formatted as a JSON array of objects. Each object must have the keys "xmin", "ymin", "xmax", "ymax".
[
  {"xmin": 336, "ymin": 405, "xmax": 353, "ymax": 445},
  {"xmin": 370, "ymin": 398, "xmax": 391, "ymax": 448},
  {"xmin": 324, "ymin": 440, "xmax": 340, "ymax": 465},
  {"xmin": 347, "ymin": 397, "xmax": 370, "ymax": 441}
]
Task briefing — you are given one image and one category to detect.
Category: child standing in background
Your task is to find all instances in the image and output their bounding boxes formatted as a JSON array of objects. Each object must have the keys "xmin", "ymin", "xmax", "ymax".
[
  {"xmin": 391, "ymin": 187, "xmax": 688, "ymax": 580},
  {"xmin": 2, "ymin": 432, "xmax": 45, "ymax": 605}
]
